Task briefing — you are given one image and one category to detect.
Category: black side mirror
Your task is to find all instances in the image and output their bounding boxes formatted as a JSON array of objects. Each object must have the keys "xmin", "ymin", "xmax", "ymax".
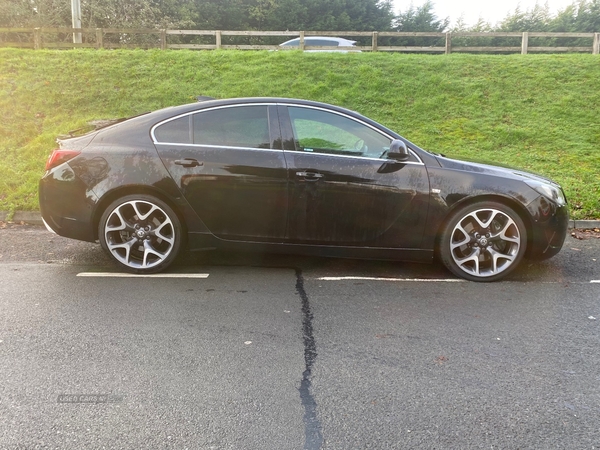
[{"xmin": 388, "ymin": 139, "xmax": 410, "ymax": 161}]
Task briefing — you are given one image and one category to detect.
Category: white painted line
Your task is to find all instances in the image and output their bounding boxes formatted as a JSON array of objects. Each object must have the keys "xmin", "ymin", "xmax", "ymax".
[
  {"xmin": 77, "ymin": 272, "xmax": 209, "ymax": 278},
  {"xmin": 317, "ymin": 276, "xmax": 464, "ymax": 282},
  {"xmin": 591, "ymin": 280, "xmax": 600, "ymax": 283}
]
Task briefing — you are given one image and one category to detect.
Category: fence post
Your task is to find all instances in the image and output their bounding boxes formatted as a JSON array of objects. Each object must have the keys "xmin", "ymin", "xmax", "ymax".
[
  {"xmin": 216, "ymin": 30, "xmax": 221, "ymax": 49},
  {"xmin": 160, "ymin": 29, "xmax": 166, "ymax": 50},
  {"xmin": 33, "ymin": 28, "xmax": 41, "ymax": 50},
  {"xmin": 521, "ymin": 32, "xmax": 529, "ymax": 54},
  {"xmin": 445, "ymin": 32, "xmax": 452, "ymax": 54},
  {"xmin": 299, "ymin": 31, "xmax": 305, "ymax": 51},
  {"xmin": 593, "ymin": 33, "xmax": 599, "ymax": 55},
  {"xmin": 95, "ymin": 28, "xmax": 103, "ymax": 49},
  {"xmin": 372, "ymin": 31, "xmax": 378, "ymax": 52}
]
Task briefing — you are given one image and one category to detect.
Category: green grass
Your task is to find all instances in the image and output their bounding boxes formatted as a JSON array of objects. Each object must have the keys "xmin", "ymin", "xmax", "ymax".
[{"xmin": 0, "ymin": 48, "xmax": 598, "ymax": 219}]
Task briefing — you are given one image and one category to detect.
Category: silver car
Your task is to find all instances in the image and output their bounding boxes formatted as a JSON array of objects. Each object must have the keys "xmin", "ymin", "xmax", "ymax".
[{"xmin": 279, "ymin": 36, "xmax": 359, "ymax": 52}]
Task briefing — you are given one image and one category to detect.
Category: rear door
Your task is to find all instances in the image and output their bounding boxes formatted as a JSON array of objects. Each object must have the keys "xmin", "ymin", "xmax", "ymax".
[{"xmin": 153, "ymin": 104, "xmax": 289, "ymax": 241}]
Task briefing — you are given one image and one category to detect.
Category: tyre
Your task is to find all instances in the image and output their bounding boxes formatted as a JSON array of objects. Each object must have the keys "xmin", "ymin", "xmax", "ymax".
[
  {"xmin": 98, "ymin": 194, "xmax": 182, "ymax": 273},
  {"xmin": 439, "ymin": 201, "xmax": 527, "ymax": 282}
]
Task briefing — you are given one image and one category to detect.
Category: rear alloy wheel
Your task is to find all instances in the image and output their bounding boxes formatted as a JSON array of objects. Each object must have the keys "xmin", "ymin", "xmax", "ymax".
[
  {"xmin": 99, "ymin": 195, "xmax": 182, "ymax": 273},
  {"xmin": 439, "ymin": 202, "xmax": 527, "ymax": 282}
]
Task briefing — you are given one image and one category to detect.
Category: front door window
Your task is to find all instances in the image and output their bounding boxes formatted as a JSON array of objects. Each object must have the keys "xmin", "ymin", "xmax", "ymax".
[{"xmin": 288, "ymin": 106, "xmax": 392, "ymax": 159}]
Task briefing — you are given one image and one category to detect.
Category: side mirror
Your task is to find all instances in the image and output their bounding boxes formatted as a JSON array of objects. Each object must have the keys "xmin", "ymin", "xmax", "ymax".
[{"xmin": 388, "ymin": 139, "xmax": 410, "ymax": 161}]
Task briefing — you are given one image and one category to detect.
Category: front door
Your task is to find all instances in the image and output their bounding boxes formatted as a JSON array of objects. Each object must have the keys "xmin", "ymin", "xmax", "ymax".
[{"xmin": 281, "ymin": 105, "xmax": 429, "ymax": 248}]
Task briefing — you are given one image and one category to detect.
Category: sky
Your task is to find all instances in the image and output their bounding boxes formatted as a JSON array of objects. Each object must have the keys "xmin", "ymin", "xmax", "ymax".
[{"xmin": 393, "ymin": 1, "xmax": 578, "ymax": 27}]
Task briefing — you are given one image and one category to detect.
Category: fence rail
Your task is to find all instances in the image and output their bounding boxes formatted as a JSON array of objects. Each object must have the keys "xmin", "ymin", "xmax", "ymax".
[{"xmin": 0, "ymin": 28, "xmax": 599, "ymax": 54}]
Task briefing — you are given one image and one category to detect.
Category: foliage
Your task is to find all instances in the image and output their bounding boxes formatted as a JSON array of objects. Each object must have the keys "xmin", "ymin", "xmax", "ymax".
[
  {"xmin": 497, "ymin": 4, "xmax": 553, "ymax": 31},
  {"xmin": 450, "ymin": 18, "xmax": 495, "ymax": 48},
  {"xmin": 0, "ymin": 0, "xmax": 395, "ymax": 32},
  {"xmin": 0, "ymin": 0, "xmax": 71, "ymax": 28},
  {"xmin": 394, "ymin": 1, "xmax": 449, "ymax": 32},
  {"xmin": 0, "ymin": 49, "xmax": 599, "ymax": 219},
  {"xmin": 4, "ymin": 1, "xmax": 598, "ymax": 51},
  {"xmin": 500, "ymin": 0, "xmax": 600, "ymax": 33},
  {"xmin": 391, "ymin": 1, "xmax": 449, "ymax": 47},
  {"xmin": 0, "ymin": 0, "xmax": 395, "ymax": 47},
  {"xmin": 448, "ymin": 1, "xmax": 600, "ymax": 50}
]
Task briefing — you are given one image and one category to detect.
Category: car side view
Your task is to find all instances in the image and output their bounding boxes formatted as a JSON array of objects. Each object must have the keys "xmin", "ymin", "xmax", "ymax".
[
  {"xmin": 279, "ymin": 36, "xmax": 359, "ymax": 52},
  {"xmin": 39, "ymin": 98, "xmax": 569, "ymax": 281}
]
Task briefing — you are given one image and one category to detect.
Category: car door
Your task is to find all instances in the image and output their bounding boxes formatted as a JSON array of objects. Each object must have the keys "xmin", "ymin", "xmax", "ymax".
[
  {"xmin": 152, "ymin": 104, "xmax": 288, "ymax": 241},
  {"xmin": 280, "ymin": 104, "xmax": 430, "ymax": 248}
]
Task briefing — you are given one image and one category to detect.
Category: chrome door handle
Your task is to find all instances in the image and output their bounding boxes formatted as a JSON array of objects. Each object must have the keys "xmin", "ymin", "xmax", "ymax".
[
  {"xmin": 174, "ymin": 158, "xmax": 203, "ymax": 168},
  {"xmin": 296, "ymin": 171, "xmax": 323, "ymax": 179}
]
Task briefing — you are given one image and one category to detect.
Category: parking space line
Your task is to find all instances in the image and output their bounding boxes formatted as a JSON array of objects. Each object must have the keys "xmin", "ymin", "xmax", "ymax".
[
  {"xmin": 317, "ymin": 276, "xmax": 464, "ymax": 282},
  {"xmin": 592, "ymin": 280, "xmax": 600, "ymax": 283},
  {"xmin": 77, "ymin": 272, "xmax": 209, "ymax": 278}
]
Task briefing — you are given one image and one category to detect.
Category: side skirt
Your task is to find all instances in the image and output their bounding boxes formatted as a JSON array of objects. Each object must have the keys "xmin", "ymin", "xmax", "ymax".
[{"xmin": 187, "ymin": 232, "xmax": 434, "ymax": 263}]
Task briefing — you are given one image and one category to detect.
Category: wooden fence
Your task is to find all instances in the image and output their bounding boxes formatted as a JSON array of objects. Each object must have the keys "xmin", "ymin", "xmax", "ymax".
[{"xmin": 1, "ymin": 28, "xmax": 599, "ymax": 54}]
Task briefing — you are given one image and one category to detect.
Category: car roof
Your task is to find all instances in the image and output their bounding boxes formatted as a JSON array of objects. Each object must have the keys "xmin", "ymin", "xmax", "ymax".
[
  {"xmin": 150, "ymin": 97, "xmax": 362, "ymax": 119},
  {"xmin": 91, "ymin": 97, "xmax": 399, "ymax": 145},
  {"xmin": 83, "ymin": 97, "xmax": 438, "ymax": 166}
]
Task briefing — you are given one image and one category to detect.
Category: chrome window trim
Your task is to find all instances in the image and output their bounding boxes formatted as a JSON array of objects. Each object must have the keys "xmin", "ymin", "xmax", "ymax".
[
  {"xmin": 151, "ymin": 103, "xmax": 274, "ymax": 148},
  {"xmin": 154, "ymin": 142, "xmax": 283, "ymax": 153},
  {"xmin": 151, "ymin": 101, "xmax": 424, "ymax": 165},
  {"xmin": 281, "ymin": 149, "xmax": 424, "ymax": 165}
]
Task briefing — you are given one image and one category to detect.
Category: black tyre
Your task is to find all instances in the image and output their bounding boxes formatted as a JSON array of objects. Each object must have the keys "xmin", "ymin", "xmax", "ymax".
[
  {"xmin": 98, "ymin": 194, "xmax": 182, "ymax": 273},
  {"xmin": 439, "ymin": 201, "xmax": 527, "ymax": 282}
]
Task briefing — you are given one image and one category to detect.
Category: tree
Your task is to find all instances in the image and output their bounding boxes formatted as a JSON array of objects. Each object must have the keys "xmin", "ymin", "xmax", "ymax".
[
  {"xmin": 450, "ymin": 16, "xmax": 494, "ymax": 49},
  {"xmin": 553, "ymin": 0, "xmax": 600, "ymax": 32},
  {"xmin": 0, "ymin": 0, "xmax": 190, "ymax": 29},
  {"xmin": 392, "ymin": 1, "xmax": 448, "ymax": 47},
  {"xmin": 547, "ymin": 0, "xmax": 600, "ymax": 47},
  {"xmin": 497, "ymin": 3, "xmax": 552, "ymax": 31},
  {"xmin": 256, "ymin": 0, "xmax": 394, "ymax": 31},
  {"xmin": 0, "ymin": 0, "xmax": 71, "ymax": 27},
  {"xmin": 394, "ymin": 1, "xmax": 449, "ymax": 32},
  {"xmin": 493, "ymin": 1, "xmax": 600, "ymax": 49}
]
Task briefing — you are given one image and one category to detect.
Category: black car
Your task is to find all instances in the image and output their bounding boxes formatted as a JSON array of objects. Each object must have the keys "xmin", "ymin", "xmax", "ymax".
[{"xmin": 39, "ymin": 98, "xmax": 568, "ymax": 281}]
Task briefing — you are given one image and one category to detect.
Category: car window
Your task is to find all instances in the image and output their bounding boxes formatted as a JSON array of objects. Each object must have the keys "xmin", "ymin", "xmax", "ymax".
[
  {"xmin": 288, "ymin": 106, "xmax": 391, "ymax": 159},
  {"xmin": 154, "ymin": 116, "xmax": 191, "ymax": 144},
  {"xmin": 193, "ymin": 106, "xmax": 270, "ymax": 149},
  {"xmin": 281, "ymin": 39, "xmax": 299, "ymax": 47},
  {"xmin": 309, "ymin": 39, "xmax": 338, "ymax": 46},
  {"xmin": 281, "ymin": 38, "xmax": 343, "ymax": 47}
]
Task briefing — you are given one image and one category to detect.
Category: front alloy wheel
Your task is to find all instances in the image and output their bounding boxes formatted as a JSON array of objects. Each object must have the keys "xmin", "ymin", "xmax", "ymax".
[
  {"xmin": 440, "ymin": 202, "xmax": 527, "ymax": 281},
  {"xmin": 99, "ymin": 195, "xmax": 182, "ymax": 273}
]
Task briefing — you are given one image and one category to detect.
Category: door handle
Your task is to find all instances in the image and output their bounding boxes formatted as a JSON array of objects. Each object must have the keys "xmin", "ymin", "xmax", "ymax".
[
  {"xmin": 174, "ymin": 158, "xmax": 203, "ymax": 168},
  {"xmin": 296, "ymin": 171, "xmax": 323, "ymax": 180}
]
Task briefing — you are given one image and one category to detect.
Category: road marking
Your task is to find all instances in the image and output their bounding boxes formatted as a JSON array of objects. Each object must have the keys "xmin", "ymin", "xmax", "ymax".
[
  {"xmin": 591, "ymin": 280, "xmax": 600, "ymax": 283},
  {"xmin": 317, "ymin": 276, "xmax": 464, "ymax": 282},
  {"xmin": 77, "ymin": 272, "xmax": 209, "ymax": 278}
]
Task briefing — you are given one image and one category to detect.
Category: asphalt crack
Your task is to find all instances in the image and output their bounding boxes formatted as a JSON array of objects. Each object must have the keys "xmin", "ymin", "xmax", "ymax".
[{"xmin": 295, "ymin": 268, "xmax": 323, "ymax": 450}]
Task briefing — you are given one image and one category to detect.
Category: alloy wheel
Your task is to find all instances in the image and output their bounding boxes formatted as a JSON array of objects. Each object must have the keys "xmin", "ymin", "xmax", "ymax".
[
  {"xmin": 103, "ymin": 199, "xmax": 176, "ymax": 270},
  {"xmin": 448, "ymin": 208, "xmax": 523, "ymax": 279}
]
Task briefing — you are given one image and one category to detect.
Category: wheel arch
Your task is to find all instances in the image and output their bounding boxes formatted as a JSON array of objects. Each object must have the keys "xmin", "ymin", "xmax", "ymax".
[
  {"xmin": 92, "ymin": 185, "xmax": 187, "ymax": 241},
  {"xmin": 434, "ymin": 194, "xmax": 534, "ymax": 258}
]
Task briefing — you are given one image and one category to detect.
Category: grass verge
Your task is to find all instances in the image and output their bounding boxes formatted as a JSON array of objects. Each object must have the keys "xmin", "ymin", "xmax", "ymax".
[{"xmin": 0, "ymin": 49, "xmax": 598, "ymax": 218}]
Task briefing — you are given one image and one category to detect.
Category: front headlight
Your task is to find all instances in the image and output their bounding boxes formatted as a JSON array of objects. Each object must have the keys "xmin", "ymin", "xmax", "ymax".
[{"xmin": 524, "ymin": 180, "xmax": 567, "ymax": 206}]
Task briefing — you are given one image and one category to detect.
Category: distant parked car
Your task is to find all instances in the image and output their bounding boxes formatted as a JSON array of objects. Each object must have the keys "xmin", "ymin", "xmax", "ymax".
[
  {"xmin": 39, "ymin": 97, "xmax": 568, "ymax": 281},
  {"xmin": 279, "ymin": 36, "xmax": 359, "ymax": 52}
]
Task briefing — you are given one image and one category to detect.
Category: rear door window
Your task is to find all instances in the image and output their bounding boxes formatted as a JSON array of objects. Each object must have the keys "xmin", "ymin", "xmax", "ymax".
[{"xmin": 192, "ymin": 106, "xmax": 270, "ymax": 149}]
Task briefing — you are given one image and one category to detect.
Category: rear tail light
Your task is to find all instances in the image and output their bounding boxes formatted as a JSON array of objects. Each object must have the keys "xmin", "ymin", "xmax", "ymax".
[{"xmin": 45, "ymin": 149, "xmax": 81, "ymax": 171}]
